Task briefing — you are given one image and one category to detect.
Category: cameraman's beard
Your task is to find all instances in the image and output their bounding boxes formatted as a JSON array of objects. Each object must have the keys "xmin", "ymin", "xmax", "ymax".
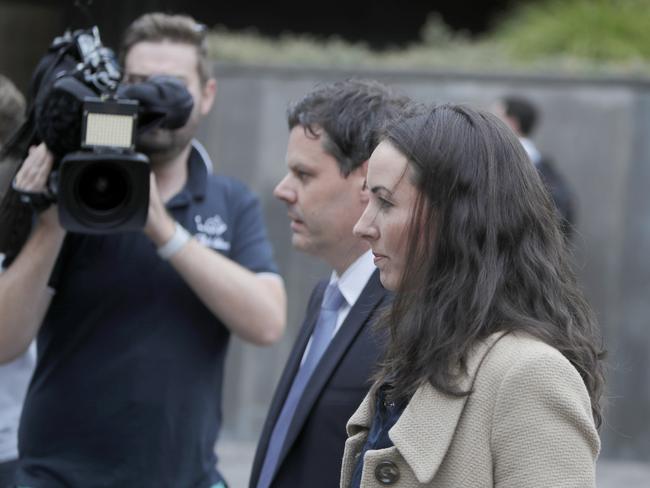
[{"xmin": 136, "ymin": 115, "xmax": 200, "ymax": 167}]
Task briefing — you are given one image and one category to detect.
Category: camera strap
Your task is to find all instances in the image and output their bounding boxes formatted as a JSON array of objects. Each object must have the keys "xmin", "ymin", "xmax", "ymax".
[{"xmin": 11, "ymin": 179, "xmax": 56, "ymax": 213}]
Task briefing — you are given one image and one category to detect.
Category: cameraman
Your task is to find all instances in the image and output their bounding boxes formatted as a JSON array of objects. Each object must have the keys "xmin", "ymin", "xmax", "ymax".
[{"xmin": 0, "ymin": 13, "xmax": 286, "ymax": 488}]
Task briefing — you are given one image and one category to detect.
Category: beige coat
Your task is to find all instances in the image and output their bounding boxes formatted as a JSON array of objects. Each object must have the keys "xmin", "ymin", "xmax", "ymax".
[{"xmin": 341, "ymin": 332, "xmax": 600, "ymax": 487}]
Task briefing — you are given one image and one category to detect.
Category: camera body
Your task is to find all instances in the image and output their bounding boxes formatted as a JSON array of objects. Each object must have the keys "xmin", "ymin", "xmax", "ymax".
[
  {"xmin": 56, "ymin": 97, "xmax": 150, "ymax": 233},
  {"xmin": 26, "ymin": 26, "xmax": 191, "ymax": 234},
  {"xmin": 35, "ymin": 27, "xmax": 150, "ymax": 234},
  {"xmin": 58, "ymin": 151, "xmax": 150, "ymax": 233},
  {"xmin": 47, "ymin": 89, "xmax": 151, "ymax": 234}
]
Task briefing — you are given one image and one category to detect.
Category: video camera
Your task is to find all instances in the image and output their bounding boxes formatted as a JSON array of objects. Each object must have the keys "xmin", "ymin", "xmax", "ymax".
[{"xmin": 11, "ymin": 26, "xmax": 193, "ymax": 234}]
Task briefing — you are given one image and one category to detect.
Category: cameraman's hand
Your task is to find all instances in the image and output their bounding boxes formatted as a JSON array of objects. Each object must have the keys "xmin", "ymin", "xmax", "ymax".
[
  {"xmin": 144, "ymin": 173, "xmax": 175, "ymax": 246},
  {"xmin": 14, "ymin": 143, "xmax": 60, "ymax": 229},
  {"xmin": 14, "ymin": 144, "xmax": 53, "ymax": 193}
]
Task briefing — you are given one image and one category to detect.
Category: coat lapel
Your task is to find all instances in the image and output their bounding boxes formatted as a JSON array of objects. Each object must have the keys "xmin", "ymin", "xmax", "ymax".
[
  {"xmin": 389, "ymin": 331, "xmax": 509, "ymax": 483},
  {"xmin": 345, "ymin": 332, "xmax": 509, "ymax": 485},
  {"xmin": 389, "ymin": 382, "xmax": 468, "ymax": 483},
  {"xmin": 277, "ymin": 271, "xmax": 389, "ymax": 469},
  {"xmin": 341, "ymin": 392, "xmax": 375, "ymax": 488}
]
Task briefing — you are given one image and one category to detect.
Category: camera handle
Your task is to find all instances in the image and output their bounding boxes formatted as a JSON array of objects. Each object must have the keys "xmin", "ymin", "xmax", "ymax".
[{"xmin": 11, "ymin": 172, "xmax": 58, "ymax": 213}]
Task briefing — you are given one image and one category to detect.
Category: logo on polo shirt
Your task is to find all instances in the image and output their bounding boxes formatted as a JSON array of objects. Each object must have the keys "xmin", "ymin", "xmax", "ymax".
[{"xmin": 194, "ymin": 214, "xmax": 231, "ymax": 251}]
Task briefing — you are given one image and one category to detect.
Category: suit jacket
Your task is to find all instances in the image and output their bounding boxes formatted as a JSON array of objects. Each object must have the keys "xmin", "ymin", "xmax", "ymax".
[
  {"xmin": 250, "ymin": 270, "xmax": 390, "ymax": 488},
  {"xmin": 341, "ymin": 332, "xmax": 600, "ymax": 488},
  {"xmin": 536, "ymin": 156, "xmax": 576, "ymax": 239}
]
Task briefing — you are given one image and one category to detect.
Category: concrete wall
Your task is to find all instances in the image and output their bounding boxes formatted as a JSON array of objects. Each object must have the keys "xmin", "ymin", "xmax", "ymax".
[{"xmin": 197, "ymin": 64, "xmax": 650, "ymax": 462}]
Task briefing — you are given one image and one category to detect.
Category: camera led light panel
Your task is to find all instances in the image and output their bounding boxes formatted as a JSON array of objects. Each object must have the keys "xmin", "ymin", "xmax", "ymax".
[
  {"xmin": 85, "ymin": 113, "xmax": 134, "ymax": 148},
  {"xmin": 82, "ymin": 98, "xmax": 139, "ymax": 150}
]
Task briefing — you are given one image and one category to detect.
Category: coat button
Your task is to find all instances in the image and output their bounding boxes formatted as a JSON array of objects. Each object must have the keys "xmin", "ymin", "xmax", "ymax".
[{"xmin": 375, "ymin": 460, "xmax": 400, "ymax": 485}]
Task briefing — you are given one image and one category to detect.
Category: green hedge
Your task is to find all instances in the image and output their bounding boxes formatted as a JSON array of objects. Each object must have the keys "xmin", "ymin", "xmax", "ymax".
[
  {"xmin": 495, "ymin": 0, "xmax": 650, "ymax": 62},
  {"xmin": 206, "ymin": 0, "xmax": 650, "ymax": 75}
]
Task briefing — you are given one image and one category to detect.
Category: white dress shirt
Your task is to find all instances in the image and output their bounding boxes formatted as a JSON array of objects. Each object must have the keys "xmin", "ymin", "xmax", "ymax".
[
  {"xmin": 301, "ymin": 250, "xmax": 376, "ymax": 363},
  {"xmin": 519, "ymin": 137, "xmax": 542, "ymax": 167}
]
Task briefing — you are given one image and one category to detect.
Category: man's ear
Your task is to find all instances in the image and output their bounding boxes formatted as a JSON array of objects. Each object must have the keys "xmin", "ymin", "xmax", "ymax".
[
  {"xmin": 359, "ymin": 159, "xmax": 369, "ymax": 176},
  {"xmin": 357, "ymin": 160, "xmax": 369, "ymax": 203},
  {"xmin": 199, "ymin": 78, "xmax": 217, "ymax": 115}
]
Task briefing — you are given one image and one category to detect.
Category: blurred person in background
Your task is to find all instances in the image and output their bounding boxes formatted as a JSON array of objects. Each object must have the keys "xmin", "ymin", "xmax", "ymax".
[
  {"xmin": 0, "ymin": 74, "xmax": 26, "ymax": 203},
  {"xmin": 493, "ymin": 95, "xmax": 576, "ymax": 240},
  {"xmin": 250, "ymin": 80, "xmax": 409, "ymax": 488},
  {"xmin": 0, "ymin": 13, "xmax": 285, "ymax": 488},
  {"xmin": 345, "ymin": 103, "xmax": 604, "ymax": 487},
  {"xmin": 0, "ymin": 73, "xmax": 34, "ymax": 488}
]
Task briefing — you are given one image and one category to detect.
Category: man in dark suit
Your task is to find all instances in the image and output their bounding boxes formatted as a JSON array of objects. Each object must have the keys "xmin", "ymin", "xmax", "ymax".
[
  {"xmin": 494, "ymin": 95, "xmax": 576, "ymax": 240},
  {"xmin": 493, "ymin": 95, "xmax": 576, "ymax": 240},
  {"xmin": 250, "ymin": 80, "xmax": 408, "ymax": 488}
]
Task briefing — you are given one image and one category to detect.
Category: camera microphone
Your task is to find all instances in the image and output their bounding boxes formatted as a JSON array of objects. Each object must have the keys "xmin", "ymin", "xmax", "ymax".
[
  {"xmin": 117, "ymin": 75, "xmax": 194, "ymax": 131},
  {"xmin": 36, "ymin": 75, "xmax": 194, "ymax": 158}
]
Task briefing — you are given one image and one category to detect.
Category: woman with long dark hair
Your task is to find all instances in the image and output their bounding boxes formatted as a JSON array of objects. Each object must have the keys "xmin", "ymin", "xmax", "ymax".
[{"xmin": 342, "ymin": 103, "xmax": 605, "ymax": 487}]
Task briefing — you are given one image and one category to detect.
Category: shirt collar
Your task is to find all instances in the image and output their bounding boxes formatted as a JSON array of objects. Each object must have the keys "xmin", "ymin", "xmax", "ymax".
[
  {"xmin": 167, "ymin": 139, "xmax": 210, "ymax": 208},
  {"xmin": 329, "ymin": 250, "xmax": 375, "ymax": 308},
  {"xmin": 519, "ymin": 137, "xmax": 542, "ymax": 167}
]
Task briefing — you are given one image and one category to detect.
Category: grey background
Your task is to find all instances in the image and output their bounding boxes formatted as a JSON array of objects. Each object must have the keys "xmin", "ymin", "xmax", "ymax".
[
  {"xmin": 199, "ymin": 64, "xmax": 650, "ymax": 463},
  {"xmin": 1, "ymin": 0, "xmax": 647, "ymax": 466}
]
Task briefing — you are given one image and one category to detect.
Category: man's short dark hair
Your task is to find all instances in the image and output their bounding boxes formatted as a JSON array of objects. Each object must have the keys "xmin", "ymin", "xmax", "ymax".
[
  {"xmin": 287, "ymin": 79, "xmax": 410, "ymax": 176},
  {"xmin": 502, "ymin": 95, "xmax": 538, "ymax": 136},
  {"xmin": 120, "ymin": 12, "xmax": 210, "ymax": 84}
]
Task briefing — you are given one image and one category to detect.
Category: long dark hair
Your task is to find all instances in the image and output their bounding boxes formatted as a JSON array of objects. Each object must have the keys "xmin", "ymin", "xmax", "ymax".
[{"xmin": 374, "ymin": 103, "xmax": 605, "ymax": 427}]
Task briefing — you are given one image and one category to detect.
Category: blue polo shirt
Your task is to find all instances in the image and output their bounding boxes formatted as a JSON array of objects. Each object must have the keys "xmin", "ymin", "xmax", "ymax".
[{"xmin": 15, "ymin": 144, "xmax": 279, "ymax": 488}]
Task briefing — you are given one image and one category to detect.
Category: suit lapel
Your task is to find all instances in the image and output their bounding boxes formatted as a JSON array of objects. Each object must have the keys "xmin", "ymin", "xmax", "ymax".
[
  {"xmin": 277, "ymin": 270, "xmax": 389, "ymax": 470},
  {"xmin": 249, "ymin": 281, "xmax": 326, "ymax": 486},
  {"xmin": 265, "ymin": 282, "xmax": 325, "ymax": 425}
]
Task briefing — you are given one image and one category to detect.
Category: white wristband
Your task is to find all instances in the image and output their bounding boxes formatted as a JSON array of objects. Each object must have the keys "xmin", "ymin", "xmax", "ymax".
[{"xmin": 157, "ymin": 222, "xmax": 191, "ymax": 260}]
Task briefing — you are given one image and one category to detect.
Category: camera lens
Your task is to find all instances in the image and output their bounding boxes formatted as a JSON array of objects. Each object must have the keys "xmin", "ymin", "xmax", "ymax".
[{"xmin": 76, "ymin": 163, "xmax": 130, "ymax": 214}]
